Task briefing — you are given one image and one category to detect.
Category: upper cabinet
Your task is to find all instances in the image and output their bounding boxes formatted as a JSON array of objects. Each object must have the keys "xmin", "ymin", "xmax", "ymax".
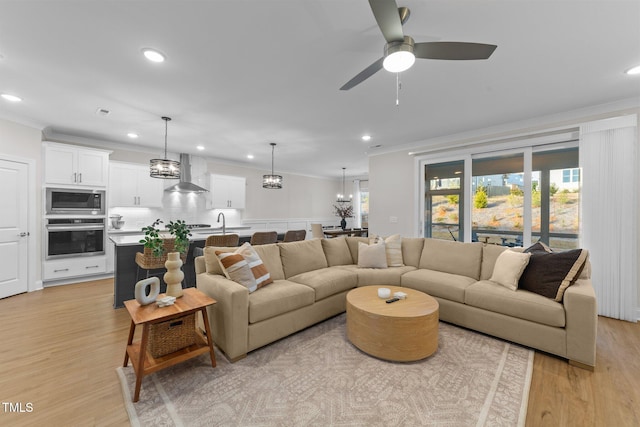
[
  {"xmin": 109, "ymin": 162, "xmax": 164, "ymax": 208},
  {"xmin": 207, "ymin": 174, "xmax": 246, "ymax": 209},
  {"xmin": 43, "ymin": 142, "xmax": 110, "ymax": 187}
]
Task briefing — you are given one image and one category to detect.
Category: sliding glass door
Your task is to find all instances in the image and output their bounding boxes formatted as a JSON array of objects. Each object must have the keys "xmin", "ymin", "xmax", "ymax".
[
  {"xmin": 420, "ymin": 142, "xmax": 580, "ymax": 249},
  {"xmin": 424, "ymin": 160, "xmax": 465, "ymax": 241}
]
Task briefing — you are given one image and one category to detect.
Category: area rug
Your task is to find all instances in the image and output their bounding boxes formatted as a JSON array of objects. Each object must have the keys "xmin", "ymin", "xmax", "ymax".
[{"xmin": 117, "ymin": 314, "xmax": 533, "ymax": 426}]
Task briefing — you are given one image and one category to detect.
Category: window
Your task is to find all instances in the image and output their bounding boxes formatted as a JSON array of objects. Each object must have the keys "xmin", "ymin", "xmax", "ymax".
[
  {"xmin": 533, "ymin": 148, "xmax": 580, "ymax": 249},
  {"xmin": 472, "ymin": 154, "xmax": 524, "ymax": 246},
  {"xmin": 562, "ymin": 168, "xmax": 580, "ymax": 184},
  {"xmin": 424, "ymin": 160, "xmax": 464, "ymax": 241},
  {"xmin": 420, "ymin": 141, "xmax": 580, "ymax": 249}
]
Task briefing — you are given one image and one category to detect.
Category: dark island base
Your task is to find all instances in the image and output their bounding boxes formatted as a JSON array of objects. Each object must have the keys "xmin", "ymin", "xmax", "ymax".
[{"xmin": 113, "ymin": 234, "xmax": 283, "ymax": 308}]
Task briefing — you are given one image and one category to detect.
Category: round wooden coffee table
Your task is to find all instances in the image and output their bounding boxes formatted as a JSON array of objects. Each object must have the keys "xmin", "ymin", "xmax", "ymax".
[{"xmin": 346, "ymin": 286, "xmax": 439, "ymax": 362}]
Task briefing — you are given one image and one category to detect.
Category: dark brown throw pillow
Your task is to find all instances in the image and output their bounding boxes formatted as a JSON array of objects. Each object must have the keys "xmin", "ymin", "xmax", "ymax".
[{"xmin": 519, "ymin": 243, "xmax": 588, "ymax": 302}]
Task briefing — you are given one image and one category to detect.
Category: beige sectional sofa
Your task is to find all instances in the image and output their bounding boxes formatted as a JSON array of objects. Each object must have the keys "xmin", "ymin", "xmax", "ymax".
[{"xmin": 195, "ymin": 237, "xmax": 597, "ymax": 369}]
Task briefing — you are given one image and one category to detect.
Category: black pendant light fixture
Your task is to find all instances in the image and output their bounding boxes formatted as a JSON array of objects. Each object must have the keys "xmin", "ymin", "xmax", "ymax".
[
  {"xmin": 336, "ymin": 167, "xmax": 352, "ymax": 204},
  {"xmin": 150, "ymin": 116, "xmax": 181, "ymax": 179},
  {"xmin": 262, "ymin": 142, "xmax": 283, "ymax": 189}
]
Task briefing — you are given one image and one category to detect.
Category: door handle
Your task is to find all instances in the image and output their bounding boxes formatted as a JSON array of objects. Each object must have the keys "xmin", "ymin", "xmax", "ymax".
[{"xmin": 19, "ymin": 232, "xmax": 30, "ymax": 237}]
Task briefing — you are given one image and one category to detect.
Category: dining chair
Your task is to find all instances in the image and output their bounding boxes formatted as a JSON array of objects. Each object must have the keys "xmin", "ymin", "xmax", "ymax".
[
  {"xmin": 310, "ymin": 223, "xmax": 324, "ymax": 239},
  {"xmin": 283, "ymin": 229, "xmax": 306, "ymax": 242},
  {"xmin": 205, "ymin": 234, "xmax": 240, "ymax": 247},
  {"xmin": 250, "ymin": 231, "xmax": 278, "ymax": 245}
]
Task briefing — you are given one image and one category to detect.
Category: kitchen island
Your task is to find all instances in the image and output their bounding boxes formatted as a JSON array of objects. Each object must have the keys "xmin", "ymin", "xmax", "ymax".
[{"xmin": 109, "ymin": 227, "xmax": 256, "ymax": 308}]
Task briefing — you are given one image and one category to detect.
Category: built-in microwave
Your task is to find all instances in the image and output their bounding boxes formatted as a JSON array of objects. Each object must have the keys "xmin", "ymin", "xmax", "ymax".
[{"xmin": 46, "ymin": 188, "xmax": 105, "ymax": 215}]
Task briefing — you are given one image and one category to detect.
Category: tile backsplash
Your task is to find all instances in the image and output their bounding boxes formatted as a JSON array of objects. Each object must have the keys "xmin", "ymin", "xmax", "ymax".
[{"xmin": 108, "ymin": 192, "xmax": 242, "ymax": 232}]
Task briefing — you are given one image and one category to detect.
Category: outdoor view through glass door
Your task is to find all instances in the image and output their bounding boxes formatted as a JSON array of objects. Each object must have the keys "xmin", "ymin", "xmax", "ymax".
[
  {"xmin": 422, "ymin": 143, "xmax": 580, "ymax": 249},
  {"xmin": 424, "ymin": 160, "xmax": 464, "ymax": 241}
]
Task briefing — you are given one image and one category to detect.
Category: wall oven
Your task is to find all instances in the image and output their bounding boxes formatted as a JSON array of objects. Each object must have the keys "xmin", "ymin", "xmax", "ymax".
[
  {"xmin": 46, "ymin": 188, "xmax": 105, "ymax": 215},
  {"xmin": 45, "ymin": 218, "xmax": 106, "ymax": 259}
]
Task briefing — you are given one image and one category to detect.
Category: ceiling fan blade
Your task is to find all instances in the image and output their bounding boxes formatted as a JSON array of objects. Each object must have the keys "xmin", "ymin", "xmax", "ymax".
[
  {"xmin": 340, "ymin": 57, "xmax": 385, "ymax": 90},
  {"xmin": 368, "ymin": 0, "xmax": 404, "ymax": 43},
  {"xmin": 414, "ymin": 42, "xmax": 497, "ymax": 60}
]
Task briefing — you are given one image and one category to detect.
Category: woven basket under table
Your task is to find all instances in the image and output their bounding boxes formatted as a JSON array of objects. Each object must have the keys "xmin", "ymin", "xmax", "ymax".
[{"xmin": 148, "ymin": 313, "xmax": 196, "ymax": 358}]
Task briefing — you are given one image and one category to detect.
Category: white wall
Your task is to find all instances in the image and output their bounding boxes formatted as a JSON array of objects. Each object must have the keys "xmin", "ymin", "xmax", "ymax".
[
  {"xmin": 108, "ymin": 147, "xmax": 345, "ymax": 230},
  {"xmin": 368, "ymin": 150, "xmax": 416, "ymax": 237},
  {"xmin": 368, "ymin": 103, "xmax": 640, "ymax": 315},
  {"xmin": 0, "ymin": 118, "xmax": 44, "ymax": 287}
]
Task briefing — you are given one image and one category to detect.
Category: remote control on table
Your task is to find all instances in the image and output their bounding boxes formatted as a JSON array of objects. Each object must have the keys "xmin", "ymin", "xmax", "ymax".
[{"xmin": 386, "ymin": 297, "xmax": 400, "ymax": 303}]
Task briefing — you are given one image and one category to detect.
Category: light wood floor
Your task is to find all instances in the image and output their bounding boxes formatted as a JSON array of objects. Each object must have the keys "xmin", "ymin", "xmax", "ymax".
[{"xmin": 0, "ymin": 279, "xmax": 638, "ymax": 426}]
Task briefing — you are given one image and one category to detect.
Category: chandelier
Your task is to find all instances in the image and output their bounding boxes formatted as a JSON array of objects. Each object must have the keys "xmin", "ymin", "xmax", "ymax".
[
  {"xmin": 336, "ymin": 167, "xmax": 352, "ymax": 204},
  {"xmin": 262, "ymin": 142, "xmax": 283, "ymax": 189},
  {"xmin": 150, "ymin": 116, "xmax": 181, "ymax": 179}
]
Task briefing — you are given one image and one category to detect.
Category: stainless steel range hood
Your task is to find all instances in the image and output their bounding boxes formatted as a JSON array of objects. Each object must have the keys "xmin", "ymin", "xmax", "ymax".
[{"xmin": 164, "ymin": 153, "xmax": 208, "ymax": 193}]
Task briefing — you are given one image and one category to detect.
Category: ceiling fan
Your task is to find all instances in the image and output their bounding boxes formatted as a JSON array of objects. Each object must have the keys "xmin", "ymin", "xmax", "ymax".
[{"xmin": 340, "ymin": 0, "xmax": 497, "ymax": 90}]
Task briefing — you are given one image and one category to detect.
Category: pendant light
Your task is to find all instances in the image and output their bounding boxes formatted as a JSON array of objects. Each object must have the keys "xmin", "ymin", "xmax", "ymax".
[
  {"xmin": 262, "ymin": 142, "xmax": 283, "ymax": 189},
  {"xmin": 150, "ymin": 116, "xmax": 181, "ymax": 179},
  {"xmin": 336, "ymin": 167, "xmax": 352, "ymax": 203}
]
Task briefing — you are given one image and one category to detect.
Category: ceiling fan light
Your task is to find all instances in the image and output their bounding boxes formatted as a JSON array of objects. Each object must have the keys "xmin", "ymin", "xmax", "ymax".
[
  {"xmin": 383, "ymin": 50, "xmax": 415, "ymax": 73},
  {"xmin": 383, "ymin": 36, "xmax": 416, "ymax": 73}
]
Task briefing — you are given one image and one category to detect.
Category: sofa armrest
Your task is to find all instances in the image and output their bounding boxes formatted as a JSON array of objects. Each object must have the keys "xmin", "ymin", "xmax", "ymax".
[
  {"xmin": 563, "ymin": 278, "xmax": 597, "ymax": 368},
  {"xmin": 196, "ymin": 272, "xmax": 250, "ymax": 361}
]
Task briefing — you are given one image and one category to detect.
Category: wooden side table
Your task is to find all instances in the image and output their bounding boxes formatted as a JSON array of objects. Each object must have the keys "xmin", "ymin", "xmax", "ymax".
[{"xmin": 123, "ymin": 287, "xmax": 217, "ymax": 402}]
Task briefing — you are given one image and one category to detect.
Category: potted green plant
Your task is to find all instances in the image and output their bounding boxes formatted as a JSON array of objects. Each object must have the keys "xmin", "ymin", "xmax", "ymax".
[
  {"xmin": 166, "ymin": 219, "xmax": 192, "ymax": 255},
  {"xmin": 139, "ymin": 219, "xmax": 164, "ymax": 257}
]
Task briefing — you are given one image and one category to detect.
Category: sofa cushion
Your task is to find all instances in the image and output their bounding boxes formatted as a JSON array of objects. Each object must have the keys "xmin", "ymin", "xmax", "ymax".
[
  {"xmin": 465, "ymin": 280, "xmax": 566, "ymax": 327},
  {"xmin": 248, "ymin": 280, "xmax": 316, "ymax": 324},
  {"xmin": 289, "ymin": 267, "xmax": 358, "ymax": 301},
  {"xmin": 370, "ymin": 234, "xmax": 404, "ymax": 266},
  {"xmin": 419, "ymin": 239, "xmax": 483, "ymax": 280},
  {"xmin": 345, "ymin": 237, "xmax": 369, "ymax": 264},
  {"xmin": 321, "ymin": 238, "xmax": 353, "ymax": 266},
  {"xmin": 401, "ymin": 238, "xmax": 425, "ymax": 268},
  {"xmin": 480, "ymin": 244, "xmax": 509, "ymax": 280},
  {"xmin": 489, "ymin": 250, "xmax": 531, "ymax": 291},
  {"xmin": 279, "ymin": 239, "xmax": 328, "ymax": 278},
  {"xmin": 337, "ymin": 264, "xmax": 416, "ymax": 286},
  {"xmin": 204, "ymin": 246, "xmax": 228, "ymax": 275},
  {"xmin": 401, "ymin": 269, "xmax": 477, "ymax": 303},
  {"xmin": 358, "ymin": 241, "xmax": 388, "ymax": 268},
  {"xmin": 519, "ymin": 244, "xmax": 589, "ymax": 302},
  {"xmin": 252, "ymin": 243, "xmax": 285, "ymax": 281}
]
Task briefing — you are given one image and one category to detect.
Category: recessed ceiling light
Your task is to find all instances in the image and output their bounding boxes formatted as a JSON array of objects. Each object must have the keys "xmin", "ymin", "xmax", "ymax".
[
  {"xmin": 142, "ymin": 48, "xmax": 165, "ymax": 63},
  {"xmin": 247, "ymin": 154, "xmax": 254, "ymax": 160},
  {"xmin": 626, "ymin": 65, "xmax": 640, "ymax": 75},
  {"xmin": 196, "ymin": 145, "xmax": 205, "ymax": 151},
  {"xmin": 1, "ymin": 93, "xmax": 22, "ymax": 102},
  {"xmin": 361, "ymin": 135, "xmax": 371, "ymax": 141},
  {"xmin": 127, "ymin": 132, "xmax": 139, "ymax": 139}
]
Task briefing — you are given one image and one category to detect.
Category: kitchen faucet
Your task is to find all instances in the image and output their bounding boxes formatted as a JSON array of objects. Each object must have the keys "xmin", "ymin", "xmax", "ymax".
[{"xmin": 217, "ymin": 212, "xmax": 226, "ymax": 235}]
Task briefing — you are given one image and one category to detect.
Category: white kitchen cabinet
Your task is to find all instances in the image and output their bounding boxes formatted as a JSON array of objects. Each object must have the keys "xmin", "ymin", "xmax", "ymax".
[
  {"xmin": 207, "ymin": 174, "xmax": 245, "ymax": 209},
  {"xmin": 44, "ymin": 142, "xmax": 110, "ymax": 187},
  {"xmin": 109, "ymin": 162, "xmax": 164, "ymax": 207},
  {"xmin": 43, "ymin": 256, "xmax": 107, "ymax": 281}
]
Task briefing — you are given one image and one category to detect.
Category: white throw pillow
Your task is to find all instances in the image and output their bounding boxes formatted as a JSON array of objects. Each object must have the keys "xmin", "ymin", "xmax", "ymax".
[
  {"xmin": 357, "ymin": 241, "xmax": 388, "ymax": 269},
  {"xmin": 489, "ymin": 249, "xmax": 532, "ymax": 291},
  {"xmin": 370, "ymin": 234, "xmax": 404, "ymax": 267}
]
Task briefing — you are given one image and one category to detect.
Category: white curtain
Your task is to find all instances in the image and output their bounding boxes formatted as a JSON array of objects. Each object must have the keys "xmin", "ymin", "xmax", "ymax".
[
  {"xmin": 353, "ymin": 179, "xmax": 362, "ymax": 228},
  {"xmin": 579, "ymin": 114, "xmax": 638, "ymax": 322}
]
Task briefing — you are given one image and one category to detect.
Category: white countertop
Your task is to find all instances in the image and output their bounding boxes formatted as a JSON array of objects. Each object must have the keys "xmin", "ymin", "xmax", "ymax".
[{"xmin": 109, "ymin": 226, "xmax": 253, "ymax": 246}]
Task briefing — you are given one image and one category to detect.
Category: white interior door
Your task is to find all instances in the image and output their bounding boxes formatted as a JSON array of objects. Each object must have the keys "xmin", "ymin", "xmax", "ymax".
[{"xmin": 0, "ymin": 159, "xmax": 29, "ymax": 298}]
